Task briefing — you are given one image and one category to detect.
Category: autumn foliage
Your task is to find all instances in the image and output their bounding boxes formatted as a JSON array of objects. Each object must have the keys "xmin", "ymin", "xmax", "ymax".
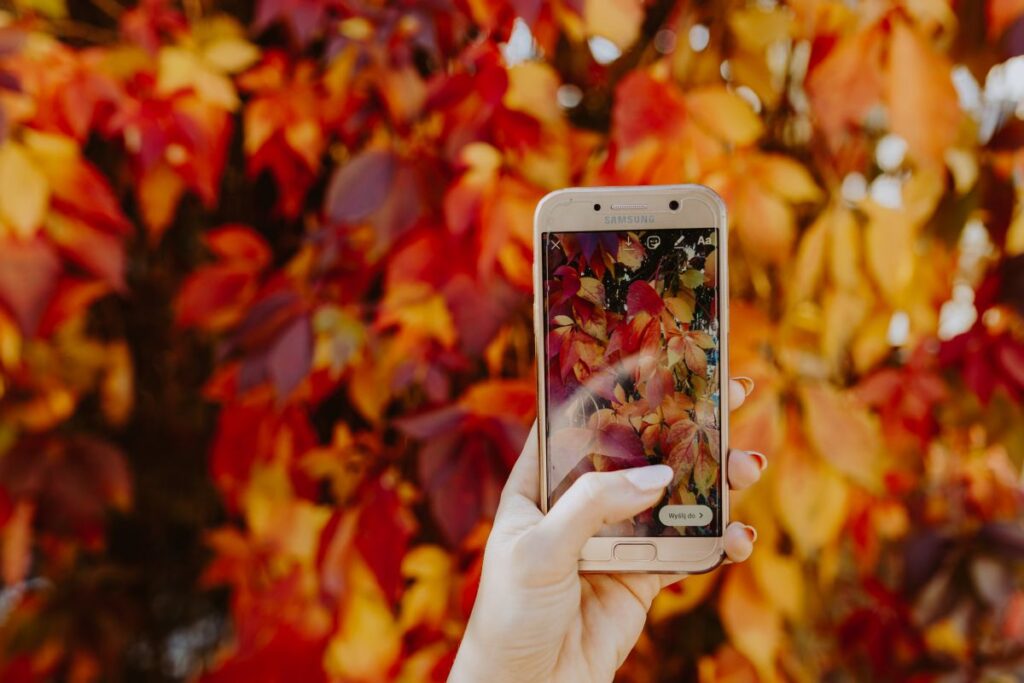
[{"xmin": 0, "ymin": 0, "xmax": 1023, "ymax": 680}]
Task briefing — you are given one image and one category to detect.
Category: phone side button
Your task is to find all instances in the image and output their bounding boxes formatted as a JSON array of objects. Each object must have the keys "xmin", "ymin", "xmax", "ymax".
[{"xmin": 612, "ymin": 543, "xmax": 657, "ymax": 561}]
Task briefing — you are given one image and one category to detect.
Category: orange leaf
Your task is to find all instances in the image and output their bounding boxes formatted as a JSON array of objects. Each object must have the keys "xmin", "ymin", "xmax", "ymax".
[
  {"xmin": 719, "ymin": 565, "xmax": 782, "ymax": 679},
  {"xmin": 175, "ymin": 265, "xmax": 256, "ymax": 330},
  {"xmin": 799, "ymin": 382, "xmax": 885, "ymax": 491},
  {"xmin": 989, "ymin": 0, "xmax": 1024, "ymax": 38},
  {"xmin": 2, "ymin": 501, "xmax": 33, "ymax": 585},
  {"xmin": 205, "ymin": 224, "xmax": 272, "ymax": 269},
  {"xmin": 806, "ymin": 25, "xmax": 885, "ymax": 153},
  {"xmin": 584, "ymin": 0, "xmax": 644, "ymax": 49},
  {"xmin": 886, "ymin": 19, "xmax": 961, "ymax": 168}
]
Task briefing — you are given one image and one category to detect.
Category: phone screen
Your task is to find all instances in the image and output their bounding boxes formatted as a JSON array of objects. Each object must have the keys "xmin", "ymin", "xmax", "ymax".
[{"xmin": 542, "ymin": 228, "xmax": 722, "ymax": 538}]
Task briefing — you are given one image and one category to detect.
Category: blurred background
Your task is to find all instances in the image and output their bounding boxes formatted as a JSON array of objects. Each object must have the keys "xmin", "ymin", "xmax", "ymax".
[{"xmin": 0, "ymin": 0, "xmax": 1022, "ymax": 680}]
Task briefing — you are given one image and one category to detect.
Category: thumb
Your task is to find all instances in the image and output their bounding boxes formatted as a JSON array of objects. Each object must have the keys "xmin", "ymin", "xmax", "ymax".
[{"xmin": 527, "ymin": 465, "xmax": 673, "ymax": 571}]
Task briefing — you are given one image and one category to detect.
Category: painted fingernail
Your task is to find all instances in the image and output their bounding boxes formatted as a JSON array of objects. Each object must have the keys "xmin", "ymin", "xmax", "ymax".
[
  {"xmin": 734, "ymin": 376, "xmax": 755, "ymax": 396},
  {"xmin": 624, "ymin": 465, "xmax": 674, "ymax": 491},
  {"xmin": 742, "ymin": 525, "xmax": 758, "ymax": 544},
  {"xmin": 748, "ymin": 450, "xmax": 768, "ymax": 471}
]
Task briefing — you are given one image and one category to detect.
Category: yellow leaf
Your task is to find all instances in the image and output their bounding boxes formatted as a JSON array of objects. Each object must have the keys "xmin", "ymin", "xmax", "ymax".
[
  {"xmin": 243, "ymin": 463, "xmax": 331, "ymax": 562},
  {"xmin": 15, "ymin": 0, "xmax": 66, "ymax": 17},
  {"xmin": 924, "ymin": 612, "xmax": 970, "ymax": 661},
  {"xmin": 395, "ymin": 643, "xmax": 452, "ymax": 683},
  {"xmin": 649, "ymin": 570, "xmax": 719, "ymax": 621},
  {"xmin": 505, "ymin": 62, "xmax": 563, "ymax": 125},
  {"xmin": 772, "ymin": 426, "xmax": 849, "ymax": 558},
  {"xmin": 787, "ymin": 209, "xmax": 827, "ymax": 306},
  {"xmin": 886, "ymin": 19, "xmax": 961, "ymax": 168},
  {"xmin": 1007, "ymin": 203, "xmax": 1024, "ymax": 256},
  {"xmin": 864, "ymin": 209, "xmax": 915, "ymax": 307},
  {"xmin": 752, "ymin": 155, "xmax": 821, "ymax": 203},
  {"xmin": 201, "ymin": 36, "xmax": 261, "ymax": 73},
  {"xmin": 399, "ymin": 545, "xmax": 452, "ymax": 632},
  {"xmin": 158, "ymin": 47, "xmax": 239, "ymax": 110},
  {"xmin": 799, "ymin": 382, "xmax": 885, "ymax": 491},
  {"xmin": 730, "ymin": 50, "xmax": 781, "ymax": 109},
  {"xmin": 750, "ymin": 546, "xmax": 804, "ymax": 620},
  {"xmin": 827, "ymin": 205, "xmax": 860, "ymax": 292},
  {"xmin": 719, "ymin": 565, "xmax": 782, "ymax": 680},
  {"xmin": 903, "ymin": 0, "xmax": 958, "ymax": 41},
  {"xmin": 349, "ymin": 341, "xmax": 401, "ymax": 422},
  {"xmin": 0, "ymin": 142, "xmax": 50, "ymax": 238},
  {"xmin": 944, "ymin": 147, "xmax": 978, "ymax": 195},
  {"xmin": 901, "ymin": 168, "xmax": 945, "ymax": 225},
  {"xmin": 687, "ymin": 87, "xmax": 764, "ymax": 146},
  {"xmin": 325, "ymin": 556, "xmax": 402, "ymax": 682},
  {"xmin": 584, "ymin": 0, "xmax": 644, "ymax": 49},
  {"xmin": 851, "ymin": 310, "xmax": 893, "ymax": 374},
  {"xmin": 729, "ymin": 7, "xmax": 794, "ymax": 51},
  {"xmin": 821, "ymin": 288, "xmax": 870, "ymax": 370},
  {"xmin": 378, "ymin": 282, "xmax": 457, "ymax": 348}
]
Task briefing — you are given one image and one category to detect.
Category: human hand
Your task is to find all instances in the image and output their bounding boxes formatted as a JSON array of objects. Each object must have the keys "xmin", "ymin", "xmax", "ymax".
[{"xmin": 448, "ymin": 378, "xmax": 765, "ymax": 683}]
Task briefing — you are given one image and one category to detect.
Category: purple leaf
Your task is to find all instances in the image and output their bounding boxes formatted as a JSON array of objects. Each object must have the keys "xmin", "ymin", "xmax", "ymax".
[
  {"xmin": 595, "ymin": 422, "xmax": 644, "ymax": 460},
  {"xmin": 324, "ymin": 150, "xmax": 395, "ymax": 223},
  {"xmin": 267, "ymin": 315, "xmax": 312, "ymax": 398}
]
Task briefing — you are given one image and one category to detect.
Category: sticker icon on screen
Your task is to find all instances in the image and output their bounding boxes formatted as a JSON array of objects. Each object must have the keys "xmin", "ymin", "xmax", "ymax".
[
  {"xmin": 658, "ymin": 505, "xmax": 713, "ymax": 527},
  {"xmin": 645, "ymin": 235, "xmax": 661, "ymax": 249}
]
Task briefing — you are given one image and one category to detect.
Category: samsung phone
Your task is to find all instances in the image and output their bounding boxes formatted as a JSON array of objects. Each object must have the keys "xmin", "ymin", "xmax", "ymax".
[{"xmin": 534, "ymin": 185, "xmax": 729, "ymax": 573}]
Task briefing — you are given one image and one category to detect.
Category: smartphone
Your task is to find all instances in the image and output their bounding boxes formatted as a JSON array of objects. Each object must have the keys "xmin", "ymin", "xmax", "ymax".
[{"xmin": 534, "ymin": 185, "xmax": 729, "ymax": 573}]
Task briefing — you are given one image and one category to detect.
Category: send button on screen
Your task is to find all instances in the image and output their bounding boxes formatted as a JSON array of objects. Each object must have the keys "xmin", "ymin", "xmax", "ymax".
[{"xmin": 658, "ymin": 505, "xmax": 713, "ymax": 527}]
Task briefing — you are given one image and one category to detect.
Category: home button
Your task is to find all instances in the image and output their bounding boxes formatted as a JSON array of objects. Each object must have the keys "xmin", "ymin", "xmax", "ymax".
[{"xmin": 613, "ymin": 543, "xmax": 657, "ymax": 561}]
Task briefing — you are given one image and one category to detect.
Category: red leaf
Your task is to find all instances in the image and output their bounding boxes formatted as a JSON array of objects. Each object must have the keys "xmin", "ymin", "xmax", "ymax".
[
  {"xmin": 353, "ymin": 479, "xmax": 417, "ymax": 603},
  {"xmin": 47, "ymin": 215, "xmax": 126, "ymax": 290},
  {"xmin": 253, "ymin": 0, "xmax": 331, "ymax": 45},
  {"xmin": 206, "ymin": 224, "xmax": 272, "ymax": 270},
  {"xmin": 175, "ymin": 265, "xmax": 255, "ymax": 330},
  {"xmin": 36, "ymin": 277, "xmax": 108, "ymax": 337},
  {"xmin": 626, "ymin": 279, "xmax": 663, "ymax": 318},
  {"xmin": 0, "ymin": 237, "xmax": 61, "ymax": 335},
  {"xmin": 612, "ymin": 71, "xmax": 688, "ymax": 152},
  {"xmin": 48, "ymin": 160, "xmax": 131, "ymax": 235},
  {"xmin": 0, "ymin": 434, "xmax": 131, "ymax": 544}
]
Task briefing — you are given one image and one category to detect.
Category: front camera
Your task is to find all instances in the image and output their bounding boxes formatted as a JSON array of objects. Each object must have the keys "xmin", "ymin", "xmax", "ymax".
[{"xmin": 669, "ymin": 200, "xmax": 680, "ymax": 211}]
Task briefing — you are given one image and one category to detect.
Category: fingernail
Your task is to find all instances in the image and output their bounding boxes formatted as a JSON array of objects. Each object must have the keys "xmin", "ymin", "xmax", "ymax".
[
  {"xmin": 624, "ymin": 465, "xmax": 674, "ymax": 491},
  {"xmin": 734, "ymin": 376, "xmax": 755, "ymax": 396},
  {"xmin": 742, "ymin": 525, "xmax": 758, "ymax": 544},
  {"xmin": 748, "ymin": 450, "xmax": 768, "ymax": 471}
]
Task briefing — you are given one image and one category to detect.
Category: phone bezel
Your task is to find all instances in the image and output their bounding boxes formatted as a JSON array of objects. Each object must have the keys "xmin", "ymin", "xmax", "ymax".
[{"xmin": 533, "ymin": 184, "xmax": 730, "ymax": 574}]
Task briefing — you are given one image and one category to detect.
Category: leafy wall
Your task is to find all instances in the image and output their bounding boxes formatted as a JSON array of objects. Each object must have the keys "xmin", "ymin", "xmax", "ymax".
[{"xmin": 0, "ymin": 0, "xmax": 1023, "ymax": 680}]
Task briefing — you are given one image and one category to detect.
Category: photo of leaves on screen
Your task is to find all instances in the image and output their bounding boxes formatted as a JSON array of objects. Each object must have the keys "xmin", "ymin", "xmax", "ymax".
[{"xmin": 543, "ymin": 228, "xmax": 721, "ymax": 537}]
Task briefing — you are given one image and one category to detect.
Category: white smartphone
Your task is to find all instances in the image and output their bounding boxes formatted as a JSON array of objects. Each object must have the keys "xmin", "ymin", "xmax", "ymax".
[{"xmin": 534, "ymin": 185, "xmax": 729, "ymax": 573}]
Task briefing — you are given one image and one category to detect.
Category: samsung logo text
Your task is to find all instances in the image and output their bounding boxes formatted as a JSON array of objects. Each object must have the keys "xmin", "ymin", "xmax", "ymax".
[{"xmin": 603, "ymin": 215, "xmax": 655, "ymax": 225}]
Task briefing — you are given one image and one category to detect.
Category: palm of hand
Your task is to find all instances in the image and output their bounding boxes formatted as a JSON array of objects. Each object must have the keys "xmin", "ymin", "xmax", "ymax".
[
  {"xmin": 472, "ymin": 495, "xmax": 667, "ymax": 683},
  {"xmin": 450, "ymin": 379, "xmax": 763, "ymax": 683}
]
